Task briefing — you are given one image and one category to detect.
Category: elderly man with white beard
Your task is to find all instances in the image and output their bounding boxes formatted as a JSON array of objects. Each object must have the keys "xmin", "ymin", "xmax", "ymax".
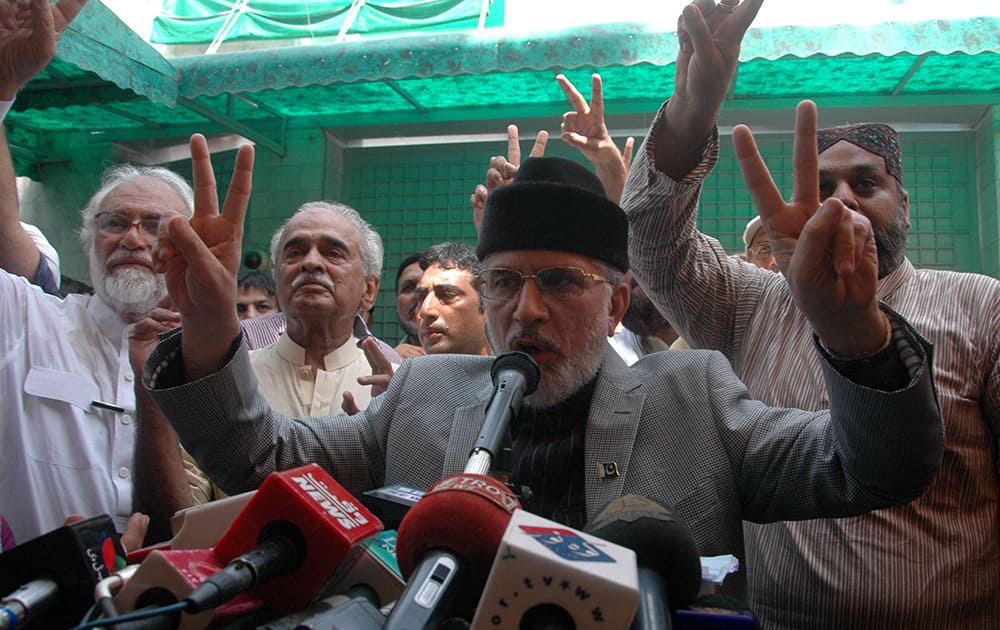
[
  {"xmin": 0, "ymin": 0, "xmax": 187, "ymax": 545},
  {"xmin": 0, "ymin": 158, "xmax": 192, "ymax": 543},
  {"xmin": 0, "ymin": 160, "xmax": 192, "ymax": 543}
]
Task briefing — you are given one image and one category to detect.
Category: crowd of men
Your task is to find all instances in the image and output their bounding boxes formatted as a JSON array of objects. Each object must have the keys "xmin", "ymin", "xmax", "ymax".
[{"xmin": 1, "ymin": 0, "xmax": 997, "ymax": 628}]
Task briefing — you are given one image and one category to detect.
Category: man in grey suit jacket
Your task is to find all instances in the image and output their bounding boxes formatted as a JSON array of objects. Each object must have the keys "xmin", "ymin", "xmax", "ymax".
[{"xmin": 145, "ymin": 140, "xmax": 942, "ymax": 573}]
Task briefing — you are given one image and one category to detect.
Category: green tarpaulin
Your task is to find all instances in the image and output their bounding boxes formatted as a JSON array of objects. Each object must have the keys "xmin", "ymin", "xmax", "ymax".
[{"xmin": 152, "ymin": 0, "xmax": 497, "ymax": 44}]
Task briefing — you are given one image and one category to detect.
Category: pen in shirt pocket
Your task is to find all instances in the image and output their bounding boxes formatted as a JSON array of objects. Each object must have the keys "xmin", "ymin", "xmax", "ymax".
[{"xmin": 91, "ymin": 400, "xmax": 125, "ymax": 413}]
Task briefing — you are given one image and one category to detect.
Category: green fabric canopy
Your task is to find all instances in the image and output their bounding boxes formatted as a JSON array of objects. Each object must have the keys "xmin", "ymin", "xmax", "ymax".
[
  {"xmin": 4, "ymin": 0, "xmax": 996, "ymax": 175},
  {"xmin": 152, "ymin": 0, "xmax": 496, "ymax": 44}
]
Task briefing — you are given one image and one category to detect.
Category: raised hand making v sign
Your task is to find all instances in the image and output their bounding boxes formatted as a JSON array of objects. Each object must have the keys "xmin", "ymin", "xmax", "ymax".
[
  {"xmin": 557, "ymin": 73, "xmax": 634, "ymax": 204},
  {"xmin": 732, "ymin": 100, "xmax": 887, "ymax": 358},
  {"xmin": 470, "ymin": 123, "xmax": 548, "ymax": 233},
  {"xmin": 154, "ymin": 133, "xmax": 255, "ymax": 381},
  {"xmin": 0, "ymin": 0, "xmax": 87, "ymax": 99},
  {"xmin": 471, "ymin": 71, "xmax": 637, "ymax": 230}
]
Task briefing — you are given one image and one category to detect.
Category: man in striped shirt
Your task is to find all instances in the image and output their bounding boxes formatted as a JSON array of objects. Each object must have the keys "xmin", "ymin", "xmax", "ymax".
[{"xmin": 620, "ymin": 0, "xmax": 999, "ymax": 627}]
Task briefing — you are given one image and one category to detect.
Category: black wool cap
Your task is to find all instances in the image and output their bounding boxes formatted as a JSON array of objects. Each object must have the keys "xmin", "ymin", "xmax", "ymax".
[{"xmin": 476, "ymin": 157, "xmax": 629, "ymax": 272}]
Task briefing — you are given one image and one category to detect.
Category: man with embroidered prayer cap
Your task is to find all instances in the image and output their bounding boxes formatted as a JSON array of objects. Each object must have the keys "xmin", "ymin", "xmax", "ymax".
[{"xmin": 620, "ymin": 0, "xmax": 999, "ymax": 626}]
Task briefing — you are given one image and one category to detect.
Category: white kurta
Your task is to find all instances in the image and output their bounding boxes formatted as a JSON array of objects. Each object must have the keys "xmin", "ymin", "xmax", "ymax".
[
  {"xmin": 0, "ymin": 270, "xmax": 136, "ymax": 542},
  {"xmin": 249, "ymin": 331, "xmax": 380, "ymax": 417}
]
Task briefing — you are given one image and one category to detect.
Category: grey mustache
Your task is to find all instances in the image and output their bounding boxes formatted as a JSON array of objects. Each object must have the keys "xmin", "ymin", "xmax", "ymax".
[{"xmin": 292, "ymin": 272, "xmax": 335, "ymax": 289}]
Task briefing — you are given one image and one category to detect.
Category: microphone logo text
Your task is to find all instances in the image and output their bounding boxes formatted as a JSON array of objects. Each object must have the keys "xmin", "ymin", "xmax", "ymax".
[
  {"xmin": 519, "ymin": 526, "xmax": 615, "ymax": 563},
  {"xmin": 291, "ymin": 472, "xmax": 370, "ymax": 529}
]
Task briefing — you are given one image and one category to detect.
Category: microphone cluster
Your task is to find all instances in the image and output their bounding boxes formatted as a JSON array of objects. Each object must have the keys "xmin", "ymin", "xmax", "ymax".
[
  {"xmin": 0, "ymin": 352, "xmax": 746, "ymax": 629},
  {"xmin": 0, "ymin": 475, "xmax": 718, "ymax": 629}
]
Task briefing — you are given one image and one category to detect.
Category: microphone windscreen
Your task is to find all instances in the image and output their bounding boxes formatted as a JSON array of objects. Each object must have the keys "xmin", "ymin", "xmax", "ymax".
[
  {"xmin": 491, "ymin": 351, "xmax": 541, "ymax": 394},
  {"xmin": 584, "ymin": 495, "xmax": 702, "ymax": 609},
  {"xmin": 395, "ymin": 474, "xmax": 519, "ymax": 602},
  {"xmin": 212, "ymin": 464, "xmax": 382, "ymax": 614}
]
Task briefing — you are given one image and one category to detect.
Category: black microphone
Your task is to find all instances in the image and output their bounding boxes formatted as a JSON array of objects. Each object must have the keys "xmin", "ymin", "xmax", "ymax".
[
  {"xmin": 465, "ymin": 351, "xmax": 540, "ymax": 475},
  {"xmin": 256, "ymin": 585, "xmax": 385, "ymax": 630},
  {"xmin": 184, "ymin": 523, "xmax": 305, "ymax": 614},
  {"xmin": 361, "ymin": 483, "xmax": 425, "ymax": 531},
  {"xmin": 584, "ymin": 496, "xmax": 702, "ymax": 630},
  {"xmin": 0, "ymin": 515, "xmax": 126, "ymax": 630},
  {"xmin": 360, "ymin": 353, "xmax": 539, "ymax": 530}
]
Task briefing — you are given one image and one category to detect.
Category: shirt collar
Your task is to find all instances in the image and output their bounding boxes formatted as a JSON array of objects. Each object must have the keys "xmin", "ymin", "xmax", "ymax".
[
  {"xmin": 86, "ymin": 294, "xmax": 129, "ymax": 342},
  {"xmin": 274, "ymin": 330, "xmax": 361, "ymax": 370},
  {"xmin": 877, "ymin": 257, "xmax": 915, "ymax": 301}
]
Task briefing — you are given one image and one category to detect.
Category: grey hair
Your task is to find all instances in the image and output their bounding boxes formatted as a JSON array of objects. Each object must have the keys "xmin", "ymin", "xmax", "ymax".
[
  {"xmin": 79, "ymin": 164, "xmax": 194, "ymax": 255},
  {"xmin": 597, "ymin": 261, "xmax": 626, "ymax": 286},
  {"xmin": 269, "ymin": 201, "xmax": 384, "ymax": 277},
  {"xmin": 596, "ymin": 261, "xmax": 626, "ymax": 303}
]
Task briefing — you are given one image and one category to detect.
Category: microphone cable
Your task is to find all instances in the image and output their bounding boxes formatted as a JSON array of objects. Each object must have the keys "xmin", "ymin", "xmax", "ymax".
[{"xmin": 68, "ymin": 600, "xmax": 186, "ymax": 630}]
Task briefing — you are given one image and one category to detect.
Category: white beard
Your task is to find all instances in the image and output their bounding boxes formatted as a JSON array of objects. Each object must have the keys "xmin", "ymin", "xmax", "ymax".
[
  {"xmin": 486, "ymin": 316, "xmax": 606, "ymax": 410},
  {"xmin": 89, "ymin": 249, "xmax": 166, "ymax": 321}
]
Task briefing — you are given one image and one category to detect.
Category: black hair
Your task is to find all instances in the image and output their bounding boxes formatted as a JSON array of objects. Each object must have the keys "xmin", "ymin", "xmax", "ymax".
[
  {"xmin": 237, "ymin": 267, "xmax": 276, "ymax": 296},
  {"xmin": 419, "ymin": 242, "xmax": 481, "ymax": 276},
  {"xmin": 395, "ymin": 252, "xmax": 423, "ymax": 287}
]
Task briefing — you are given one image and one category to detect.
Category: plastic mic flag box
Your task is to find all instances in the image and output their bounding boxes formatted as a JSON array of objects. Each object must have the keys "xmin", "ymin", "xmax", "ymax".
[{"xmin": 472, "ymin": 509, "xmax": 639, "ymax": 628}]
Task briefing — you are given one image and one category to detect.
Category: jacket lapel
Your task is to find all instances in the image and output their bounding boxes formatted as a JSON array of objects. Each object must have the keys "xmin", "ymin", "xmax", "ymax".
[
  {"xmin": 442, "ymin": 380, "xmax": 494, "ymax": 476},
  {"xmin": 584, "ymin": 346, "xmax": 645, "ymax": 518}
]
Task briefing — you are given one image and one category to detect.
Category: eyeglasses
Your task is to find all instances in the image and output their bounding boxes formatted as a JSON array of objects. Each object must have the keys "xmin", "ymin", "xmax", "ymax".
[
  {"xmin": 477, "ymin": 267, "xmax": 610, "ymax": 301},
  {"xmin": 95, "ymin": 212, "xmax": 162, "ymax": 239},
  {"xmin": 749, "ymin": 243, "xmax": 773, "ymax": 260}
]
